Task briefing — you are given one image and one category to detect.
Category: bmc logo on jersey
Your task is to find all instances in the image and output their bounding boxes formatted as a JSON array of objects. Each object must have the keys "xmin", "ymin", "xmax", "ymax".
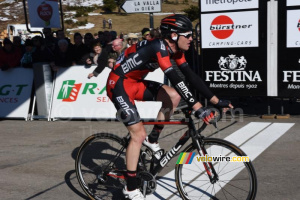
[
  {"xmin": 210, "ymin": 15, "xmax": 253, "ymax": 39},
  {"xmin": 298, "ymin": 19, "xmax": 300, "ymax": 32}
]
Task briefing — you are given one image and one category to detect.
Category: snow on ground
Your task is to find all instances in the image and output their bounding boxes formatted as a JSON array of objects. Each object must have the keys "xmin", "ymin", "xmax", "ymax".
[
  {"xmin": 67, "ymin": 23, "xmax": 95, "ymax": 31},
  {"xmin": 0, "ymin": 17, "xmax": 10, "ymax": 21},
  {"xmin": 88, "ymin": 13, "xmax": 102, "ymax": 16},
  {"xmin": 62, "ymin": 0, "xmax": 103, "ymax": 7}
]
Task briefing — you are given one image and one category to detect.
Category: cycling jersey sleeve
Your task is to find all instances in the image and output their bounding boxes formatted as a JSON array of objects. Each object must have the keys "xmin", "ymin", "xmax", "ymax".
[
  {"xmin": 164, "ymin": 66, "xmax": 198, "ymax": 108},
  {"xmin": 179, "ymin": 62, "xmax": 214, "ymax": 100}
]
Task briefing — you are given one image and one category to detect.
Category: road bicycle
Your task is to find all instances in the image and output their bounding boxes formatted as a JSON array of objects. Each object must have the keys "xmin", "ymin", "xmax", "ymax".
[{"xmin": 75, "ymin": 108, "xmax": 257, "ymax": 200}]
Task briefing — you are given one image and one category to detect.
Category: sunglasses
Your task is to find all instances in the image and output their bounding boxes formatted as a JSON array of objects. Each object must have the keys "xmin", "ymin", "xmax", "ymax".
[{"xmin": 178, "ymin": 32, "xmax": 193, "ymax": 38}]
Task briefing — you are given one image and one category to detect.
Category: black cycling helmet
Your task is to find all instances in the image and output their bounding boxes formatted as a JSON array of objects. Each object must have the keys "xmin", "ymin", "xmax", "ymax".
[{"xmin": 160, "ymin": 14, "xmax": 193, "ymax": 35}]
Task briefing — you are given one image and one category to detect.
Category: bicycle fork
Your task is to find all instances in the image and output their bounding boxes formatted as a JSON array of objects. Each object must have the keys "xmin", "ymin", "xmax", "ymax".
[{"xmin": 189, "ymin": 121, "xmax": 219, "ymax": 184}]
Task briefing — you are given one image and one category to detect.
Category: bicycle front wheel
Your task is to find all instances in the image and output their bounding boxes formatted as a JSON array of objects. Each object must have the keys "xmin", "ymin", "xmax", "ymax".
[
  {"xmin": 175, "ymin": 138, "xmax": 257, "ymax": 200},
  {"xmin": 75, "ymin": 133, "xmax": 127, "ymax": 200}
]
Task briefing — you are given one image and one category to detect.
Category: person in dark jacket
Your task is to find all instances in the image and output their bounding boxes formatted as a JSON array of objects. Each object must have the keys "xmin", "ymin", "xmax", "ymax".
[
  {"xmin": 73, "ymin": 32, "xmax": 90, "ymax": 65},
  {"xmin": 0, "ymin": 38, "xmax": 22, "ymax": 71},
  {"xmin": 21, "ymin": 39, "xmax": 36, "ymax": 68},
  {"xmin": 50, "ymin": 39, "xmax": 75, "ymax": 72},
  {"xmin": 32, "ymin": 36, "xmax": 54, "ymax": 63},
  {"xmin": 87, "ymin": 41, "xmax": 109, "ymax": 78}
]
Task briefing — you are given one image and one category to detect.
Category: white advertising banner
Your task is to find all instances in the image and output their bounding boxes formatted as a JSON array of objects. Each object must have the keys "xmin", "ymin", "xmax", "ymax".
[
  {"xmin": 50, "ymin": 66, "xmax": 163, "ymax": 120},
  {"xmin": 201, "ymin": 11, "xmax": 259, "ymax": 48},
  {"xmin": 201, "ymin": 0, "xmax": 259, "ymax": 12},
  {"xmin": 0, "ymin": 68, "xmax": 33, "ymax": 119},
  {"xmin": 28, "ymin": 0, "xmax": 61, "ymax": 28},
  {"xmin": 287, "ymin": 9, "xmax": 300, "ymax": 48},
  {"xmin": 287, "ymin": 0, "xmax": 300, "ymax": 6}
]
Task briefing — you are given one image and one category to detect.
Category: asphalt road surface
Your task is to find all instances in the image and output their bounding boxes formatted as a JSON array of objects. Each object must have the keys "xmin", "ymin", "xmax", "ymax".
[{"xmin": 1, "ymin": 113, "xmax": 299, "ymax": 200}]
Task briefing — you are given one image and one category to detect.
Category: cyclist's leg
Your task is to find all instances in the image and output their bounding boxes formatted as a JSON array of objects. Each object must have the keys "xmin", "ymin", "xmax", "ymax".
[
  {"xmin": 138, "ymin": 81, "xmax": 181, "ymax": 143},
  {"xmin": 107, "ymin": 74, "xmax": 147, "ymax": 194}
]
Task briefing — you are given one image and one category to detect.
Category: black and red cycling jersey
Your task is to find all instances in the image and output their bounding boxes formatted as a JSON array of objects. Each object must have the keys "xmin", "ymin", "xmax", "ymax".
[
  {"xmin": 112, "ymin": 39, "xmax": 186, "ymax": 80},
  {"xmin": 106, "ymin": 38, "xmax": 214, "ymax": 126}
]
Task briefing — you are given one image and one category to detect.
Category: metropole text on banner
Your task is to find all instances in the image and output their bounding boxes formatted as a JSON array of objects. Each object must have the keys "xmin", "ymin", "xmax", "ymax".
[
  {"xmin": 201, "ymin": 0, "xmax": 258, "ymax": 12},
  {"xmin": 287, "ymin": 0, "xmax": 300, "ymax": 6},
  {"xmin": 287, "ymin": 10, "xmax": 300, "ymax": 48},
  {"xmin": 50, "ymin": 66, "xmax": 163, "ymax": 120},
  {"xmin": 201, "ymin": 11, "xmax": 259, "ymax": 48},
  {"xmin": 0, "ymin": 68, "xmax": 33, "ymax": 119},
  {"xmin": 28, "ymin": 0, "xmax": 61, "ymax": 28}
]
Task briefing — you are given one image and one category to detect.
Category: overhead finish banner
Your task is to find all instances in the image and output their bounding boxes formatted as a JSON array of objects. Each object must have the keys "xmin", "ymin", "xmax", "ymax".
[
  {"xmin": 200, "ymin": 0, "xmax": 267, "ymax": 96},
  {"xmin": 278, "ymin": 1, "xmax": 300, "ymax": 97},
  {"xmin": 50, "ymin": 66, "xmax": 163, "ymax": 120},
  {"xmin": 0, "ymin": 68, "xmax": 33, "ymax": 119},
  {"xmin": 28, "ymin": 0, "xmax": 61, "ymax": 28}
]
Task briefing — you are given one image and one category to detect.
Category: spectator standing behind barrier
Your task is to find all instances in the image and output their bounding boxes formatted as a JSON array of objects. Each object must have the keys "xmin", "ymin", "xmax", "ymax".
[
  {"xmin": 87, "ymin": 42, "xmax": 109, "ymax": 78},
  {"xmin": 108, "ymin": 18, "xmax": 112, "ymax": 29},
  {"xmin": 126, "ymin": 33, "xmax": 138, "ymax": 48},
  {"xmin": 50, "ymin": 39, "xmax": 75, "ymax": 72},
  {"xmin": 141, "ymin": 28, "xmax": 151, "ymax": 40},
  {"xmin": 73, "ymin": 32, "xmax": 90, "ymax": 65},
  {"xmin": 83, "ymin": 32, "xmax": 95, "ymax": 52},
  {"xmin": 13, "ymin": 36, "xmax": 25, "ymax": 55},
  {"xmin": 56, "ymin": 30, "xmax": 73, "ymax": 49},
  {"xmin": 21, "ymin": 39, "xmax": 36, "ymax": 68},
  {"xmin": 107, "ymin": 38, "xmax": 125, "ymax": 68},
  {"xmin": 119, "ymin": 32, "xmax": 124, "ymax": 40},
  {"xmin": 0, "ymin": 38, "xmax": 22, "ymax": 71},
  {"xmin": 43, "ymin": 28, "xmax": 56, "ymax": 53},
  {"xmin": 32, "ymin": 36, "xmax": 54, "ymax": 63},
  {"xmin": 150, "ymin": 28, "xmax": 161, "ymax": 39},
  {"xmin": 103, "ymin": 18, "xmax": 106, "ymax": 29}
]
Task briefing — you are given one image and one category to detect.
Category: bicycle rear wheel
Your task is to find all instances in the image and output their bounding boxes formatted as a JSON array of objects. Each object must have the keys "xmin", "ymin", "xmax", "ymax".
[
  {"xmin": 175, "ymin": 138, "xmax": 257, "ymax": 200},
  {"xmin": 75, "ymin": 133, "xmax": 127, "ymax": 200}
]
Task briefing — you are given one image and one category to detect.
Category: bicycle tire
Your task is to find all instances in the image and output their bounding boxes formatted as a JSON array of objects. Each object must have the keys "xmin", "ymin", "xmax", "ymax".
[
  {"xmin": 75, "ymin": 133, "xmax": 127, "ymax": 200},
  {"xmin": 175, "ymin": 138, "xmax": 257, "ymax": 200}
]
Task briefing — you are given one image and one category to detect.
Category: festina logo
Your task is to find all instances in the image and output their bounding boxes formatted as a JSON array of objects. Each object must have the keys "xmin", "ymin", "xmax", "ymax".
[
  {"xmin": 206, "ymin": 55, "xmax": 262, "ymax": 82},
  {"xmin": 218, "ymin": 54, "xmax": 247, "ymax": 71}
]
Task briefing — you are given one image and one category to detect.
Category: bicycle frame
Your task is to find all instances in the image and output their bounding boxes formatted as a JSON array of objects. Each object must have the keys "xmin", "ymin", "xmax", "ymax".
[
  {"xmin": 104, "ymin": 111, "xmax": 219, "ymax": 184},
  {"xmin": 142, "ymin": 111, "xmax": 218, "ymax": 182}
]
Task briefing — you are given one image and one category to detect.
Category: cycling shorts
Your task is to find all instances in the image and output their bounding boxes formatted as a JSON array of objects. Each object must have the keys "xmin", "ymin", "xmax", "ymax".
[{"xmin": 106, "ymin": 72, "xmax": 163, "ymax": 126}]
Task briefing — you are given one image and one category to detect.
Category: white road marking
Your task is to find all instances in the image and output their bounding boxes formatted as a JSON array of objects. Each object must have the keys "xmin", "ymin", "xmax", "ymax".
[{"xmin": 147, "ymin": 122, "xmax": 294, "ymax": 200}]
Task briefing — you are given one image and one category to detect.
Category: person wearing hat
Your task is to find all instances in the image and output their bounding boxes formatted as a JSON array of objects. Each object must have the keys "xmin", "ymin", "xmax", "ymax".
[
  {"xmin": 0, "ymin": 38, "xmax": 22, "ymax": 71},
  {"xmin": 21, "ymin": 39, "xmax": 36, "ymax": 68},
  {"xmin": 126, "ymin": 33, "xmax": 139, "ymax": 48},
  {"xmin": 141, "ymin": 27, "xmax": 151, "ymax": 40}
]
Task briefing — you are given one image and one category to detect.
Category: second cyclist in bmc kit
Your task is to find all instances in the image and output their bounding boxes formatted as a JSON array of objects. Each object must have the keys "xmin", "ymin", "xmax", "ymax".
[{"xmin": 105, "ymin": 14, "xmax": 233, "ymax": 200}]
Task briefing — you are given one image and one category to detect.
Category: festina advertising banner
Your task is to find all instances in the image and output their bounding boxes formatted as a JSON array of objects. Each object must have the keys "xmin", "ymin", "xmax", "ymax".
[
  {"xmin": 201, "ymin": 0, "xmax": 259, "ymax": 12},
  {"xmin": 50, "ymin": 66, "xmax": 163, "ymax": 120},
  {"xmin": 201, "ymin": 11, "xmax": 259, "ymax": 48},
  {"xmin": 0, "ymin": 68, "xmax": 33, "ymax": 119},
  {"xmin": 287, "ymin": 0, "xmax": 300, "ymax": 6},
  {"xmin": 287, "ymin": 10, "xmax": 300, "ymax": 48},
  {"xmin": 28, "ymin": 0, "xmax": 61, "ymax": 28},
  {"xmin": 202, "ymin": 49, "xmax": 267, "ymax": 96},
  {"xmin": 278, "ymin": 1, "xmax": 300, "ymax": 97}
]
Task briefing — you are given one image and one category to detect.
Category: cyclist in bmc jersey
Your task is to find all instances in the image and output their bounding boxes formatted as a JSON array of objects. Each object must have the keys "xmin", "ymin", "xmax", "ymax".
[{"xmin": 105, "ymin": 14, "xmax": 233, "ymax": 200}]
